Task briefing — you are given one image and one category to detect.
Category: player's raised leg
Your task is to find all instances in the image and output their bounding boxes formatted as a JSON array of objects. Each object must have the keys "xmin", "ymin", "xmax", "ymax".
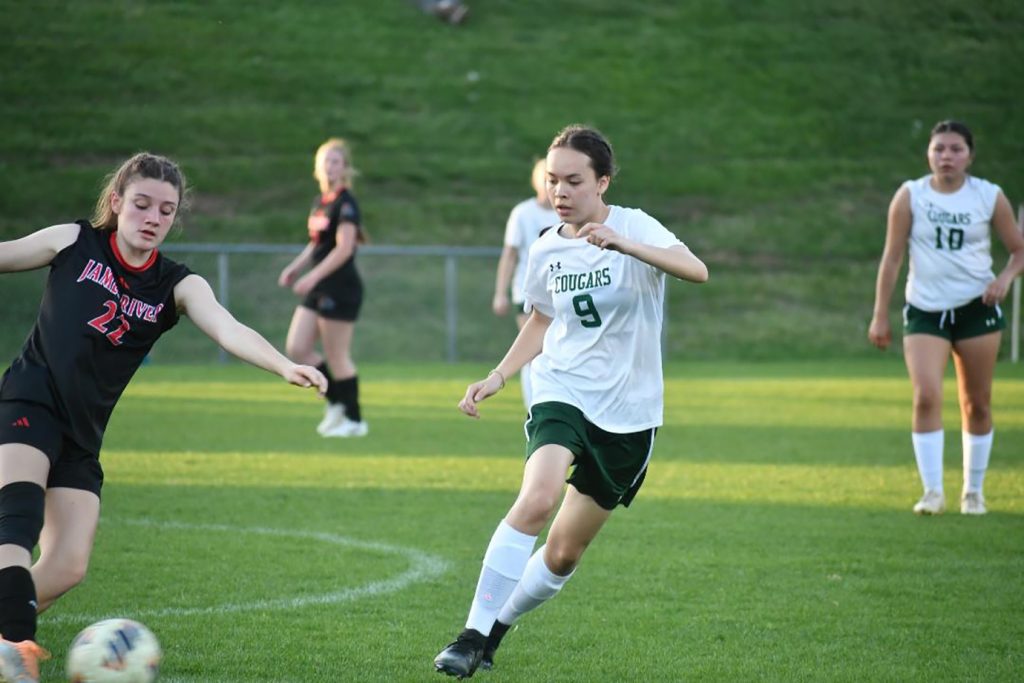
[
  {"xmin": 482, "ymin": 485, "xmax": 611, "ymax": 668},
  {"xmin": 433, "ymin": 445, "xmax": 571, "ymax": 678},
  {"xmin": 32, "ymin": 487, "xmax": 100, "ymax": 612}
]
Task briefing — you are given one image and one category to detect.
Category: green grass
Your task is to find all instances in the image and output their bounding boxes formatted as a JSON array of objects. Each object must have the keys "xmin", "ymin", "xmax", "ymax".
[
  {"xmin": 2, "ymin": 1, "xmax": 1023, "ymax": 360},
  {"xmin": 37, "ymin": 361, "xmax": 1024, "ymax": 681}
]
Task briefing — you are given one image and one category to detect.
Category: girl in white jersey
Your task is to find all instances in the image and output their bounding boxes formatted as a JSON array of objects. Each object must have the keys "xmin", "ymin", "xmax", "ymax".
[
  {"xmin": 869, "ymin": 120, "xmax": 1024, "ymax": 516},
  {"xmin": 492, "ymin": 158, "xmax": 559, "ymax": 408},
  {"xmin": 434, "ymin": 125, "xmax": 708, "ymax": 678}
]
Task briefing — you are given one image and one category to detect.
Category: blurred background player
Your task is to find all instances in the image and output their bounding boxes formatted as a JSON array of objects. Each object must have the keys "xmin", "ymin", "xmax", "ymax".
[
  {"xmin": 279, "ymin": 138, "xmax": 369, "ymax": 438},
  {"xmin": 492, "ymin": 158, "xmax": 559, "ymax": 408},
  {"xmin": 433, "ymin": 125, "xmax": 709, "ymax": 678},
  {"xmin": 868, "ymin": 120, "xmax": 1024, "ymax": 516},
  {"xmin": 0, "ymin": 153, "xmax": 326, "ymax": 682},
  {"xmin": 410, "ymin": 0, "xmax": 469, "ymax": 25},
  {"xmin": 430, "ymin": 0, "xmax": 469, "ymax": 24}
]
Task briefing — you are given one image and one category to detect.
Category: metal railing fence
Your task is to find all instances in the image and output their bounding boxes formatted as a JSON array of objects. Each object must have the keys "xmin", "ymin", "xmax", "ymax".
[{"xmin": 162, "ymin": 243, "xmax": 503, "ymax": 364}]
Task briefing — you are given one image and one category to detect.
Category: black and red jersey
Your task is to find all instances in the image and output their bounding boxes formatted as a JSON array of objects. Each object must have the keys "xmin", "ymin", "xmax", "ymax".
[
  {"xmin": 0, "ymin": 220, "xmax": 192, "ymax": 453},
  {"xmin": 307, "ymin": 188, "xmax": 362, "ymax": 294}
]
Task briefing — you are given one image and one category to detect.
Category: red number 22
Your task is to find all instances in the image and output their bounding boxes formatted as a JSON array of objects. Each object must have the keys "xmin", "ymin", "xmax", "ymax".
[{"xmin": 87, "ymin": 300, "xmax": 130, "ymax": 346}]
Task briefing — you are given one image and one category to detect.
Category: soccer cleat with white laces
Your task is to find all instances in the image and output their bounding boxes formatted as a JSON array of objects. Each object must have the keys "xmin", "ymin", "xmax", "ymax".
[
  {"xmin": 0, "ymin": 639, "xmax": 50, "ymax": 683},
  {"xmin": 322, "ymin": 419, "xmax": 369, "ymax": 438},
  {"xmin": 912, "ymin": 489, "xmax": 946, "ymax": 515},
  {"xmin": 960, "ymin": 491, "xmax": 987, "ymax": 515},
  {"xmin": 316, "ymin": 404, "xmax": 347, "ymax": 436}
]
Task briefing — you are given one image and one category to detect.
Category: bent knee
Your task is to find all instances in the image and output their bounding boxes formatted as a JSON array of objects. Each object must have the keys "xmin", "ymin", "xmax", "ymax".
[
  {"xmin": 508, "ymin": 491, "xmax": 561, "ymax": 530},
  {"xmin": 544, "ymin": 541, "xmax": 584, "ymax": 575},
  {"xmin": 50, "ymin": 555, "xmax": 90, "ymax": 592}
]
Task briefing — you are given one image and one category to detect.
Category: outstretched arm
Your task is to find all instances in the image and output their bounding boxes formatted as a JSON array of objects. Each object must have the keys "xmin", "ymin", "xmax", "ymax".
[
  {"xmin": 0, "ymin": 223, "xmax": 81, "ymax": 273},
  {"xmin": 458, "ymin": 309, "xmax": 551, "ymax": 418},
  {"xmin": 174, "ymin": 274, "xmax": 327, "ymax": 394}
]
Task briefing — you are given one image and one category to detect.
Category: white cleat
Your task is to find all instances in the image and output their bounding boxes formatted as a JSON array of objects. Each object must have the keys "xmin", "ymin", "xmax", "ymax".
[
  {"xmin": 316, "ymin": 404, "xmax": 347, "ymax": 436},
  {"xmin": 323, "ymin": 420, "xmax": 369, "ymax": 438},
  {"xmin": 960, "ymin": 491, "xmax": 987, "ymax": 515},
  {"xmin": 912, "ymin": 489, "xmax": 946, "ymax": 515}
]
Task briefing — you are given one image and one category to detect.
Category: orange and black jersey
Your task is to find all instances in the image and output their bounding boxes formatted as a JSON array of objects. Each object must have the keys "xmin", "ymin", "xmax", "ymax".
[
  {"xmin": 0, "ymin": 220, "xmax": 192, "ymax": 454},
  {"xmin": 307, "ymin": 188, "xmax": 362, "ymax": 294}
]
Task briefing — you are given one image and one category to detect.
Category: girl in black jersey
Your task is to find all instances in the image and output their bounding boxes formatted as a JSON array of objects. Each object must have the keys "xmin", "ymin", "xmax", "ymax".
[
  {"xmin": 278, "ymin": 138, "xmax": 368, "ymax": 438},
  {"xmin": 0, "ymin": 153, "xmax": 326, "ymax": 681}
]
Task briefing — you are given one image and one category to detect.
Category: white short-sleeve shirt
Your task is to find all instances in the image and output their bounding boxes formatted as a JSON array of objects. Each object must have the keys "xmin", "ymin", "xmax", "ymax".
[
  {"xmin": 504, "ymin": 198, "xmax": 559, "ymax": 304},
  {"xmin": 522, "ymin": 205, "xmax": 683, "ymax": 433}
]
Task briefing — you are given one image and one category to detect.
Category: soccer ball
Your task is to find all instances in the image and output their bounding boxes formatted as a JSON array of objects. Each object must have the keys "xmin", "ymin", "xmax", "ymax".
[{"xmin": 66, "ymin": 618, "xmax": 161, "ymax": 683}]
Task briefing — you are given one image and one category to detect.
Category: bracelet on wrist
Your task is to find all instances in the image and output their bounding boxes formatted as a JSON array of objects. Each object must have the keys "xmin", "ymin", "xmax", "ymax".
[{"xmin": 488, "ymin": 368, "xmax": 506, "ymax": 389}]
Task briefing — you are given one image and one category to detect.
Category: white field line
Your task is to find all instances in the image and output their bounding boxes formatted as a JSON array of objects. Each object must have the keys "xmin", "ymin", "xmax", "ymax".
[{"xmin": 47, "ymin": 518, "xmax": 450, "ymax": 624}]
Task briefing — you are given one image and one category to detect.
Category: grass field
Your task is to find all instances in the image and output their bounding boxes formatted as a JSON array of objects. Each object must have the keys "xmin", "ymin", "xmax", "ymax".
[{"xmin": 36, "ymin": 361, "xmax": 1024, "ymax": 682}]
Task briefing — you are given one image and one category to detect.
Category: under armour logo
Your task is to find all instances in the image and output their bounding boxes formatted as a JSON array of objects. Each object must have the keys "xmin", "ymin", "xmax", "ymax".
[
  {"xmin": 986, "ymin": 319, "xmax": 996, "ymax": 327},
  {"xmin": 549, "ymin": 261, "xmax": 562, "ymax": 272},
  {"xmin": 11, "ymin": 417, "xmax": 30, "ymax": 428}
]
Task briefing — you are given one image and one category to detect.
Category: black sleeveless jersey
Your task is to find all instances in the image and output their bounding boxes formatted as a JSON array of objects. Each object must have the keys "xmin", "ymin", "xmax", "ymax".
[
  {"xmin": 307, "ymin": 188, "xmax": 362, "ymax": 294},
  {"xmin": 0, "ymin": 221, "xmax": 192, "ymax": 453}
]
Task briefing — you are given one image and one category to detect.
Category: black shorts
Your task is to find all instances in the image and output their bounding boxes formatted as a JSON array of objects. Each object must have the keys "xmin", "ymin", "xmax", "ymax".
[
  {"xmin": 301, "ymin": 286, "xmax": 363, "ymax": 322},
  {"xmin": 0, "ymin": 400, "xmax": 104, "ymax": 496},
  {"xmin": 903, "ymin": 297, "xmax": 1005, "ymax": 342},
  {"xmin": 525, "ymin": 402, "xmax": 656, "ymax": 510}
]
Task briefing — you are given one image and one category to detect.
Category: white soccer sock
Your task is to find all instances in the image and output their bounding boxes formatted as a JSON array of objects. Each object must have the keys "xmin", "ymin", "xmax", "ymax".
[
  {"xmin": 465, "ymin": 520, "xmax": 537, "ymax": 635},
  {"xmin": 496, "ymin": 545, "xmax": 574, "ymax": 625},
  {"xmin": 911, "ymin": 430, "xmax": 944, "ymax": 493},
  {"xmin": 519, "ymin": 360, "xmax": 532, "ymax": 410},
  {"xmin": 962, "ymin": 430, "xmax": 993, "ymax": 494}
]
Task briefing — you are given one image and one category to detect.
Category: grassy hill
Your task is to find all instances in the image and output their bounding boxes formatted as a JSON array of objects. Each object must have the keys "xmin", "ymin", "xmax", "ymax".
[{"xmin": 1, "ymin": 0, "xmax": 1022, "ymax": 360}]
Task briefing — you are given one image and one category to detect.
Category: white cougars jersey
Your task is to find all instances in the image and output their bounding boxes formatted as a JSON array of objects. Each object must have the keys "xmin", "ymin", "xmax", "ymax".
[
  {"xmin": 504, "ymin": 198, "xmax": 559, "ymax": 304},
  {"xmin": 905, "ymin": 175, "xmax": 1001, "ymax": 311},
  {"xmin": 522, "ymin": 205, "xmax": 683, "ymax": 433}
]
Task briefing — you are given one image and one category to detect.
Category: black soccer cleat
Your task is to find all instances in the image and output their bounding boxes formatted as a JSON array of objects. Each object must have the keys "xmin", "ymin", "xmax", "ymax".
[
  {"xmin": 434, "ymin": 629, "xmax": 486, "ymax": 678},
  {"xmin": 480, "ymin": 620, "xmax": 512, "ymax": 671}
]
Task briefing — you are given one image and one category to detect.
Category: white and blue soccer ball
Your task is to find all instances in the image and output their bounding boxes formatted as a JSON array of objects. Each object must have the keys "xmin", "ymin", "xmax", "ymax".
[{"xmin": 66, "ymin": 618, "xmax": 161, "ymax": 683}]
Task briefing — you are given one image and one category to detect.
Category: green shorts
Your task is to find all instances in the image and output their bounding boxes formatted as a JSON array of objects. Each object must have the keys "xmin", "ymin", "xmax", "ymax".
[
  {"xmin": 525, "ymin": 401, "xmax": 656, "ymax": 510},
  {"xmin": 903, "ymin": 297, "xmax": 1005, "ymax": 342}
]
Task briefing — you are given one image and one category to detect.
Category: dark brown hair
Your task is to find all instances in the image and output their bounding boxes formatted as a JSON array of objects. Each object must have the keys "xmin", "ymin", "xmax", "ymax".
[
  {"xmin": 549, "ymin": 124, "xmax": 617, "ymax": 179},
  {"xmin": 930, "ymin": 120, "xmax": 974, "ymax": 152}
]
